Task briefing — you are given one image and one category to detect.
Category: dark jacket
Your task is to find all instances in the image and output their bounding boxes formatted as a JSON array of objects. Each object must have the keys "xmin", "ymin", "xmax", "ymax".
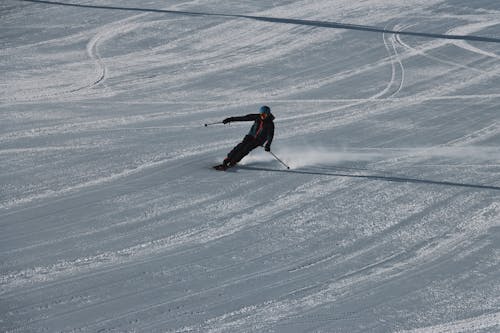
[{"xmin": 225, "ymin": 113, "xmax": 275, "ymax": 148}]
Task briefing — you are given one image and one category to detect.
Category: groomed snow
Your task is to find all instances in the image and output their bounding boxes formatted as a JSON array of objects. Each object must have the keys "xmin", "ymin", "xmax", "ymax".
[{"xmin": 1, "ymin": 0, "xmax": 500, "ymax": 332}]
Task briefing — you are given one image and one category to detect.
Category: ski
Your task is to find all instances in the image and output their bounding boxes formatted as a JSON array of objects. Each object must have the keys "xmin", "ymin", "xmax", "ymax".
[{"xmin": 213, "ymin": 164, "xmax": 228, "ymax": 171}]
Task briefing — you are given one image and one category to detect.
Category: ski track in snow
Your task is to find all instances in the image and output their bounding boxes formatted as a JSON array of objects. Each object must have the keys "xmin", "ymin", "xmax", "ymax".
[
  {"xmin": 399, "ymin": 311, "xmax": 500, "ymax": 332},
  {"xmin": 376, "ymin": 22, "xmax": 405, "ymax": 99},
  {"xmin": 2, "ymin": 0, "xmax": 500, "ymax": 332}
]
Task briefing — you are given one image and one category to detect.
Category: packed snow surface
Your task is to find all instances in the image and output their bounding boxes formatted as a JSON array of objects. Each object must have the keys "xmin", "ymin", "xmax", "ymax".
[{"xmin": 1, "ymin": 0, "xmax": 500, "ymax": 332}]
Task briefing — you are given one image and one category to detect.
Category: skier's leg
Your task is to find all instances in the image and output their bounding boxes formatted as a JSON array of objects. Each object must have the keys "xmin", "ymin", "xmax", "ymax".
[
  {"xmin": 225, "ymin": 140, "xmax": 246, "ymax": 166},
  {"xmin": 225, "ymin": 136, "xmax": 253, "ymax": 166},
  {"xmin": 230, "ymin": 139, "xmax": 260, "ymax": 165}
]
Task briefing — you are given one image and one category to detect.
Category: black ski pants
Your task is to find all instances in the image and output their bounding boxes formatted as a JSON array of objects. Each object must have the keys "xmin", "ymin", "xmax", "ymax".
[{"xmin": 227, "ymin": 135, "xmax": 261, "ymax": 165}]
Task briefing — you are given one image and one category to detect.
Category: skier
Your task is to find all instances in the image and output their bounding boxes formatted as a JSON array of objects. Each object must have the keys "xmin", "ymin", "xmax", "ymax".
[{"xmin": 214, "ymin": 105, "xmax": 275, "ymax": 170}]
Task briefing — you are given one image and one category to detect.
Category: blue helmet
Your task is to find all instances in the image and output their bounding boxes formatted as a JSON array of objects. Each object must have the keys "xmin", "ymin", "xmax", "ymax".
[{"xmin": 259, "ymin": 105, "xmax": 271, "ymax": 115}]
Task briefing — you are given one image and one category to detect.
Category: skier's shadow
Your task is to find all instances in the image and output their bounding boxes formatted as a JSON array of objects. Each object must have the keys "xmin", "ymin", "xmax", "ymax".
[{"xmin": 238, "ymin": 165, "xmax": 500, "ymax": 192}]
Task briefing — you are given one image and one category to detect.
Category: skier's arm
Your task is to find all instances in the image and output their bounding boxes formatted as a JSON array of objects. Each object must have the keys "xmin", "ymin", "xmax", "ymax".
[
  {"xmin": 265, "ymin": 122, "xmax": 275, "ymax": 151},
  {"xmin": 223, "ymin": 114, "xmax": 259, "ymax": 124}
]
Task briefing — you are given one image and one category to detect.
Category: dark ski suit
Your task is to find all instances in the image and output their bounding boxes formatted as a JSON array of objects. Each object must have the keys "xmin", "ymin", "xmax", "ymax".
[{"xmin": 223, "ymin": 113, "xmax": 275, "ymax": 166}]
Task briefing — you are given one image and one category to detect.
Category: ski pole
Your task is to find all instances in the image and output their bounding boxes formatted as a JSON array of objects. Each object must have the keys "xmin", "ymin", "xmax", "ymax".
[
  {"xmin": 204, "ymin": 121, "xmax": 223, "ymax": 127},
  {"xmin": 268, "ymin": 151, "xmax": 290, "ymax": 170}
]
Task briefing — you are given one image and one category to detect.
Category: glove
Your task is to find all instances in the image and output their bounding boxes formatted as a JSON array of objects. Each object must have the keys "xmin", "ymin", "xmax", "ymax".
[
  {"xmin": 264, "ymin": 145, "xmax": 271, "ymax": 152},
  {"xmin": 223, "ymin": 118, "xmax": 231, "ymax": 124}
]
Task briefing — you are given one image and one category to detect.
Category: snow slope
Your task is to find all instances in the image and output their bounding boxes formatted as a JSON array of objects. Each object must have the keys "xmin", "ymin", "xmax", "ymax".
[{"xmin": 1, "ymin": 0, "xmax": 500, "ymax": 332}]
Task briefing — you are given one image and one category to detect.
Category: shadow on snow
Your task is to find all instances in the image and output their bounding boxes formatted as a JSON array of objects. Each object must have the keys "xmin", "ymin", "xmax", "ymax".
[
  {"xmin": 22, "ymin": 0, "xmax": 500, "ymax": 44},
  {"xmin": 239, "ymin": 165, "xmax": 500, "ymax": 192}
]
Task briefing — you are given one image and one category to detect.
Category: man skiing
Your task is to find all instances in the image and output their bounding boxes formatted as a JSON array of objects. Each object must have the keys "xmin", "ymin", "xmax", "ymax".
[{"xmin": 214, "ymin": 105, "xmax": 275, "ymax": 170}]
